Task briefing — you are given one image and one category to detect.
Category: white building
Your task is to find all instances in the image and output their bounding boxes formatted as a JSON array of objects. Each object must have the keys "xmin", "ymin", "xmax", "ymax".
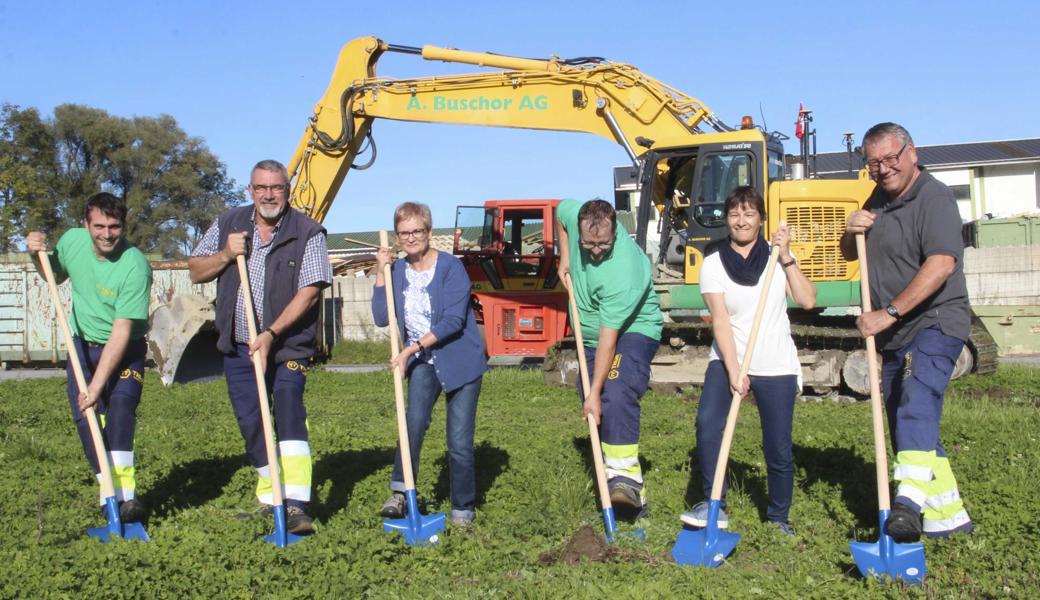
[{"xmin": 809, "ymin": 138, "xmax": 1040, "ymax": 221}]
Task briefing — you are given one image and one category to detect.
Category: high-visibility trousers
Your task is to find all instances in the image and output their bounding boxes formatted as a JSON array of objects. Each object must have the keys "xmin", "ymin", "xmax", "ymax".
[
  {"xmin": 882, "ymin": 326, "xmax": 972, "ymax": 538},
  {"xmin": 224, "ymin": 345, "xmax": 312, "ymax": 508}
]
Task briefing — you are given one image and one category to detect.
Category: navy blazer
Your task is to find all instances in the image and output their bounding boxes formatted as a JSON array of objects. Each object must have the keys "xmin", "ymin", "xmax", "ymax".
[{"xmin": 372, "ymin": 250, "xmax": 488, "ymax": 391}]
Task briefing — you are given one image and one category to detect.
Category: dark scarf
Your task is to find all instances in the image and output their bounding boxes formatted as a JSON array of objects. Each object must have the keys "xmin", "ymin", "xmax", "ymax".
[{"xmin": 705, "ymin": 235, "xmax": 769, "ymax": 286}]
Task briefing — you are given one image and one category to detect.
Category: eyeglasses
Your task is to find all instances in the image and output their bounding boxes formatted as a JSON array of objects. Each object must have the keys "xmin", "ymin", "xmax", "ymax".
[
  {"xmin": 865, "ymin": 141, "xmax": 909, "ymax": 172},
  {"xmin": 579, "ymin": 239, "xmax": 614, "ymax": 251},
  {"xmin": 251, "ymin": 183, "xmax": 289, "ymax": 194},
  {"xmin": 396, "ymin": 228, "xmax": 428, "ymax": 240}
]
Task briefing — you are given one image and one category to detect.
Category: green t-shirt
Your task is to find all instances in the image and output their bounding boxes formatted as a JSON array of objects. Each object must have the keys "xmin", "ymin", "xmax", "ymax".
[
  {"xmin": 558, "ymin": 199, "xmax": 662, "ymax": 346},
  {"xmin": 53, "ymin": 228, "xmax": 152, "ymax": 342}
]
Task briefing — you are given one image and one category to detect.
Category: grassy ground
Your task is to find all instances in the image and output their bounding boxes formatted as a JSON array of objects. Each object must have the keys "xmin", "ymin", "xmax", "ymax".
[
  {"xmin": 327, "ymin": 340, "xmax": 389, "ymax": 365},
  {"xmin": 0, "ymin": 364, "xmax": 1038, "ymax": 598}
]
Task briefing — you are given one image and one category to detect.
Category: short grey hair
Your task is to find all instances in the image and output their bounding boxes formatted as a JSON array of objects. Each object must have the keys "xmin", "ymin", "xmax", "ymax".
[
  {"xmin": 394, "ymin": 201, "xmax": 433, "ymax": 231},
  {"xmin": 251, "ymin": 159, "xmax": 289, "ymax": 182},
  {"xmin": 863, "ymin": 122, "xmax": 914, "ymax": 147}
]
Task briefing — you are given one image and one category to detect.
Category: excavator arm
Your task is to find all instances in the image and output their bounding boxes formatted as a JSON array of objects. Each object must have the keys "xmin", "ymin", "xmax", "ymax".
[{"xmin": 287, "ymin": 36, "xmax": 730, "ymax": 222}]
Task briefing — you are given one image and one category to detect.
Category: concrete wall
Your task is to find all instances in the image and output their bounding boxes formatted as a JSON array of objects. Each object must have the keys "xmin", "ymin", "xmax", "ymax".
[{"xmin": 324, "ymin": 274, "xmax": 388, "ymax": 343}]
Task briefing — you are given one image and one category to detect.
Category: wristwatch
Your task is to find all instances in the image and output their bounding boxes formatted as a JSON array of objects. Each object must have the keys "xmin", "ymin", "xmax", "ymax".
[{"xmin": 885, "ymin": 304, "xmax": 900, "ymax": 319}]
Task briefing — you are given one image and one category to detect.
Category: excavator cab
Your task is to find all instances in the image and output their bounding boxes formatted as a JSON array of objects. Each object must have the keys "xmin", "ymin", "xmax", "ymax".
[{"xmin": 453, "ymin": 200, "xmax": 567, "ymax": 358}]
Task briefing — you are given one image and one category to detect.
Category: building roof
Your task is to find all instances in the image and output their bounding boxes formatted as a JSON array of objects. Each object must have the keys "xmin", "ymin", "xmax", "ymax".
[
  {"xmin": 799, "ymin": 137, "xmax": 1040, "ymax": 176},
  {"xmin": 326, "ymin": 227, "xmax": 457, "ymax": 254}
]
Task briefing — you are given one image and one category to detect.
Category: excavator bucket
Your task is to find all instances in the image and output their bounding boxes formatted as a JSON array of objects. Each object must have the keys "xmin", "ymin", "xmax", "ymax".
[{"xmin": 149, "ymin": 294, "xmax": 225, "ymax": 385}]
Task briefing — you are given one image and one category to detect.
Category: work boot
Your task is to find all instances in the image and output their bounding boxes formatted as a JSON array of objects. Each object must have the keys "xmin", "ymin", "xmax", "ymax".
[
  {"xmin": 119, "ymin": 499, "xmax": 146, "ymax": 523},
  {"xmin": 679, "ymin": 501, "xmax": 729, "ymax": 529},
  {"xmin": 608, "ymin": 479, "xmax": 642, "ymax": 510},
  {"xmin": 884, "ymin": 503, "xmax": 922, "ymax": 543},
  {"xmin": 380, "ymin": 492, "xmax": 406, "ymax": 519},
  {"xmin": 285, "ymin": 506, "xmax": 315, "ymax": 535}
]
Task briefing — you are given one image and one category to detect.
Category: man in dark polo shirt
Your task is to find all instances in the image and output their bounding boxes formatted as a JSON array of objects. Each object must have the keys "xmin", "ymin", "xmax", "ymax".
[{"xmin": 841, "ymin": 122, "xmax": 973, "ymax": 542}]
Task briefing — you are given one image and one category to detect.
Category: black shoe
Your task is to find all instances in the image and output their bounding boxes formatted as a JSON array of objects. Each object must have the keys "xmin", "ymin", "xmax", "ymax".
[
  {"xmin": 119, "ymin": 499, "xmax": 146, "ymax": 523},
  {"xmin": 884, "ymin": 503, "xmax": 922, "ymax": 543},
  {"xmin": 286, "ymin": 506, "xmax": 314, "ymax": 535}
]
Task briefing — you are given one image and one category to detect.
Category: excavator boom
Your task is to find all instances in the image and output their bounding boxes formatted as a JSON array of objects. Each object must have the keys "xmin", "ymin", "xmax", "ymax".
[{"xmin": 288, "ymin": 36, "xmax": 728, "ymax": 222}]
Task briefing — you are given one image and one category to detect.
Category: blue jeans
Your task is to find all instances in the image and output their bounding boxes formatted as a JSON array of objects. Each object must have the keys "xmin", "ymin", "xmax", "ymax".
[
  {"xmin": 391, "ymin": 362, "xmax": 481, "ymax": 519},
  {"xmin": 696, "ymin": 360, "xmax": 799, "ymax": 523}
]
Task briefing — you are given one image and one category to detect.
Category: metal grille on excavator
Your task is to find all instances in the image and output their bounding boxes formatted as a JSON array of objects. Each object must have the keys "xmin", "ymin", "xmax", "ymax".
[{"xmin": 784, "ymin": 206, "xmax": 850, "ymax": 280}]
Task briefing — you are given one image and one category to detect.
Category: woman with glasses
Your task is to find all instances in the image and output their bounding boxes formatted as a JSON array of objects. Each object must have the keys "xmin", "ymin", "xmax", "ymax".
[
  {"xmin": 680, "ymin": 186, "xmax": 815, "ymax": 536},
  {"xmin": 371, "ymin": 202, "xmax": 487, "ymax": 529}
]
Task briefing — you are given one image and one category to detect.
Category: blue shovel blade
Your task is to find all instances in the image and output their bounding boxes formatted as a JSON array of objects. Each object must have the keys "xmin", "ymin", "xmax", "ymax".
[
  {"xmin": 601, "ymin": 507, "xmax": 646, "ymax": 544},
  {"xmin": 672, "ymin": 526, "xmax": 741, "ymax": 567},
  {"xmin": 849, "ymin": 539, "xmax": 925, "ymax": 584},
  {"xmin": 87, "ymin": 496, "xmax": 149, "ymax": 542},
  {"xmin": 383, "ymin": 513, "xmax": 446, "ymax": 546},
  {"xmin": 383, "ymin": 489, "xmax": 445, "ymax": 546},
  {"xmin": 850, "ymin": 509, "xmax": 925, "ymax": 585},
  {"xmin": 262, "ymin": 505, "xmax": 303, "ymax": 547},
  {"xmin": 672, "ymin": 499, "xmax": 739, "ymax": 567}
]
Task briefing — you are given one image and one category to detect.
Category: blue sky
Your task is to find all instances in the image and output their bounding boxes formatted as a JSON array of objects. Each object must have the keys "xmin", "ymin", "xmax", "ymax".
[{"xmin": 4, "ymin": 1, "xmax": 1038, "ymax": 235}]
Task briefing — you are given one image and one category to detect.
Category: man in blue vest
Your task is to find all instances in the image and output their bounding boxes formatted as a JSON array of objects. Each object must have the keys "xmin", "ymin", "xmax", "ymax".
[{"xmin": 189, "ymin": 159, "xmax": 331, "ymax": 534}]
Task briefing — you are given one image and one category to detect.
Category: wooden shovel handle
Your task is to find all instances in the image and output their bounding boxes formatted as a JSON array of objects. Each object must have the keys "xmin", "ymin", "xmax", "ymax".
[
  {"xmin": 855, "ymin": 234, "xmax": 891, "ymax": 511},
  {"xmin": 379, "ymin": 231, "xmax": 416, "ymax": 490},
  {"xmin": 37, "ymin": 251, "xmax": 117, "ymax": 499},
  {"xmin": 563, "ymin": 272, "xmax": 613, "ymax": 511},
  {"xmin": 236, "ymin": 254, "xmax": 286, "ymax": 507},
  {"xmin": 708, "ymin": 245, "xmax": 782, "ymax": 500}
]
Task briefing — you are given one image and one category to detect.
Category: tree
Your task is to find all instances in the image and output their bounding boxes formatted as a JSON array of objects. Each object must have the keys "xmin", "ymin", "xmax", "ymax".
[
  {"xmin": 0, "ymin": 103, "xmax": 243, "ymax": 257},
  {"xmin": 0, "ymin": 104, "xmax": 61, "ymax": 252}
]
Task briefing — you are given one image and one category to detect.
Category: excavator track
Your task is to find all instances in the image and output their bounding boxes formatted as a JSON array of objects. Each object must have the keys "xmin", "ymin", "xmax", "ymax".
[{"xmin": 543, "ymin": 313, "xmax": 999, "ymax": 397}]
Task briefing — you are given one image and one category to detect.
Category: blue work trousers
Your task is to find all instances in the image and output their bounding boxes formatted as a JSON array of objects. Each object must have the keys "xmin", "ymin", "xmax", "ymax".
[
  {"xmin": 576, "ymin": 332, "xmax": 659, "ymax": 447},
  {"xmin": 696, "ymin": 360, "xmax": 799, "ymax": 524},
  {"xmin": 881, "ymin": 326, "xmax": 964, "ymax": 456},
  {"xmin": 391, "ymin": 362, "xmax": 481, "ymax": 519},
  {"xmin": 224, "ymin": 344, "xmax": 310, "ymax": 508},
  {"xmin": 66, "ymin": 337, "xmax": 146, "ymax": 476}
]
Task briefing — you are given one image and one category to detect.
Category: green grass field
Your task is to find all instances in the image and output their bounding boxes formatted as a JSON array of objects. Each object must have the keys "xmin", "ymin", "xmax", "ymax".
[{"xmin": 1, "ymin": 364, "xmax": 1038, "ymax": 598}]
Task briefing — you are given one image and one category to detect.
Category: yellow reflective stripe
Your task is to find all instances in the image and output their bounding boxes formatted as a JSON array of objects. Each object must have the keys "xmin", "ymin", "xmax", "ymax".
[
  {"xmin": 601, "ymin": 442, "xmax": 642, "ymax": 482},
  {"xmin": 279, "ymin": 454, "xmax": 312, "ymax": 490},
  {"xmin": 254, "ymin": 454, "xmax": 312, "ymax": 504},
  {"xmin": 601, "ymin": 443, "xmax": 638, "ymax": 459}
]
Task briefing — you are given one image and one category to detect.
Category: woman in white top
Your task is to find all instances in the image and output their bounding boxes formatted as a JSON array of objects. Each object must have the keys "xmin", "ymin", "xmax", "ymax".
[{"xmin": 680, "ymin": 186, "xmax": 816, "ymax": 535}]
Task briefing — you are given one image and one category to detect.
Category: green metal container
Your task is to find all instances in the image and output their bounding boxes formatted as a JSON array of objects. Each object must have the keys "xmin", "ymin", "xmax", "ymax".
[{"xmin": 973, "ymin": 215, "xmax": 1040, "ymax": 248}]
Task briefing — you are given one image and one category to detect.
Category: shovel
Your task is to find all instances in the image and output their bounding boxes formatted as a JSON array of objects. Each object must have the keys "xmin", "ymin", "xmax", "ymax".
[
  {"xmin": 38, "ymin": 251, "xmax": 150, "ymax": 542},
  {"xmin": 236, "ymin": 255, "xmax": 302, "ymax": 547},
  {"xmin": 561, "ymin": 272, "xmax": 625, "ymax": 543},
  {"xmin": 848, "ymin": 233, "xmax": 926, "ymax": 584},
  {"xmin": 378, "ymin": 231, "xmax": 445, "ymax": 546},
  {"xmin": 672, "ymin": 245, "xmax": 780, "ymax": 567}
]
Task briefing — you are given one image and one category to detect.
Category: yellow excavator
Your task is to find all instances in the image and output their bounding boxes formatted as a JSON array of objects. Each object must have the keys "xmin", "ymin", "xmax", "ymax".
[{"xmin": 151, "ymin": 36, "xmax": 995, "ymax": 394}]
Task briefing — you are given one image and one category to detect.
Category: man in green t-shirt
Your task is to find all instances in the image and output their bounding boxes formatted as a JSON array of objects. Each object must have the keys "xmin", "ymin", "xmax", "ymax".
[
  {"xmin": 27, "ymin": 192, "xmax": 152, "ymax": 524},
  {"xmin": 557, "ymin": 198, "xmax": 662, "ymax": 519}
]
